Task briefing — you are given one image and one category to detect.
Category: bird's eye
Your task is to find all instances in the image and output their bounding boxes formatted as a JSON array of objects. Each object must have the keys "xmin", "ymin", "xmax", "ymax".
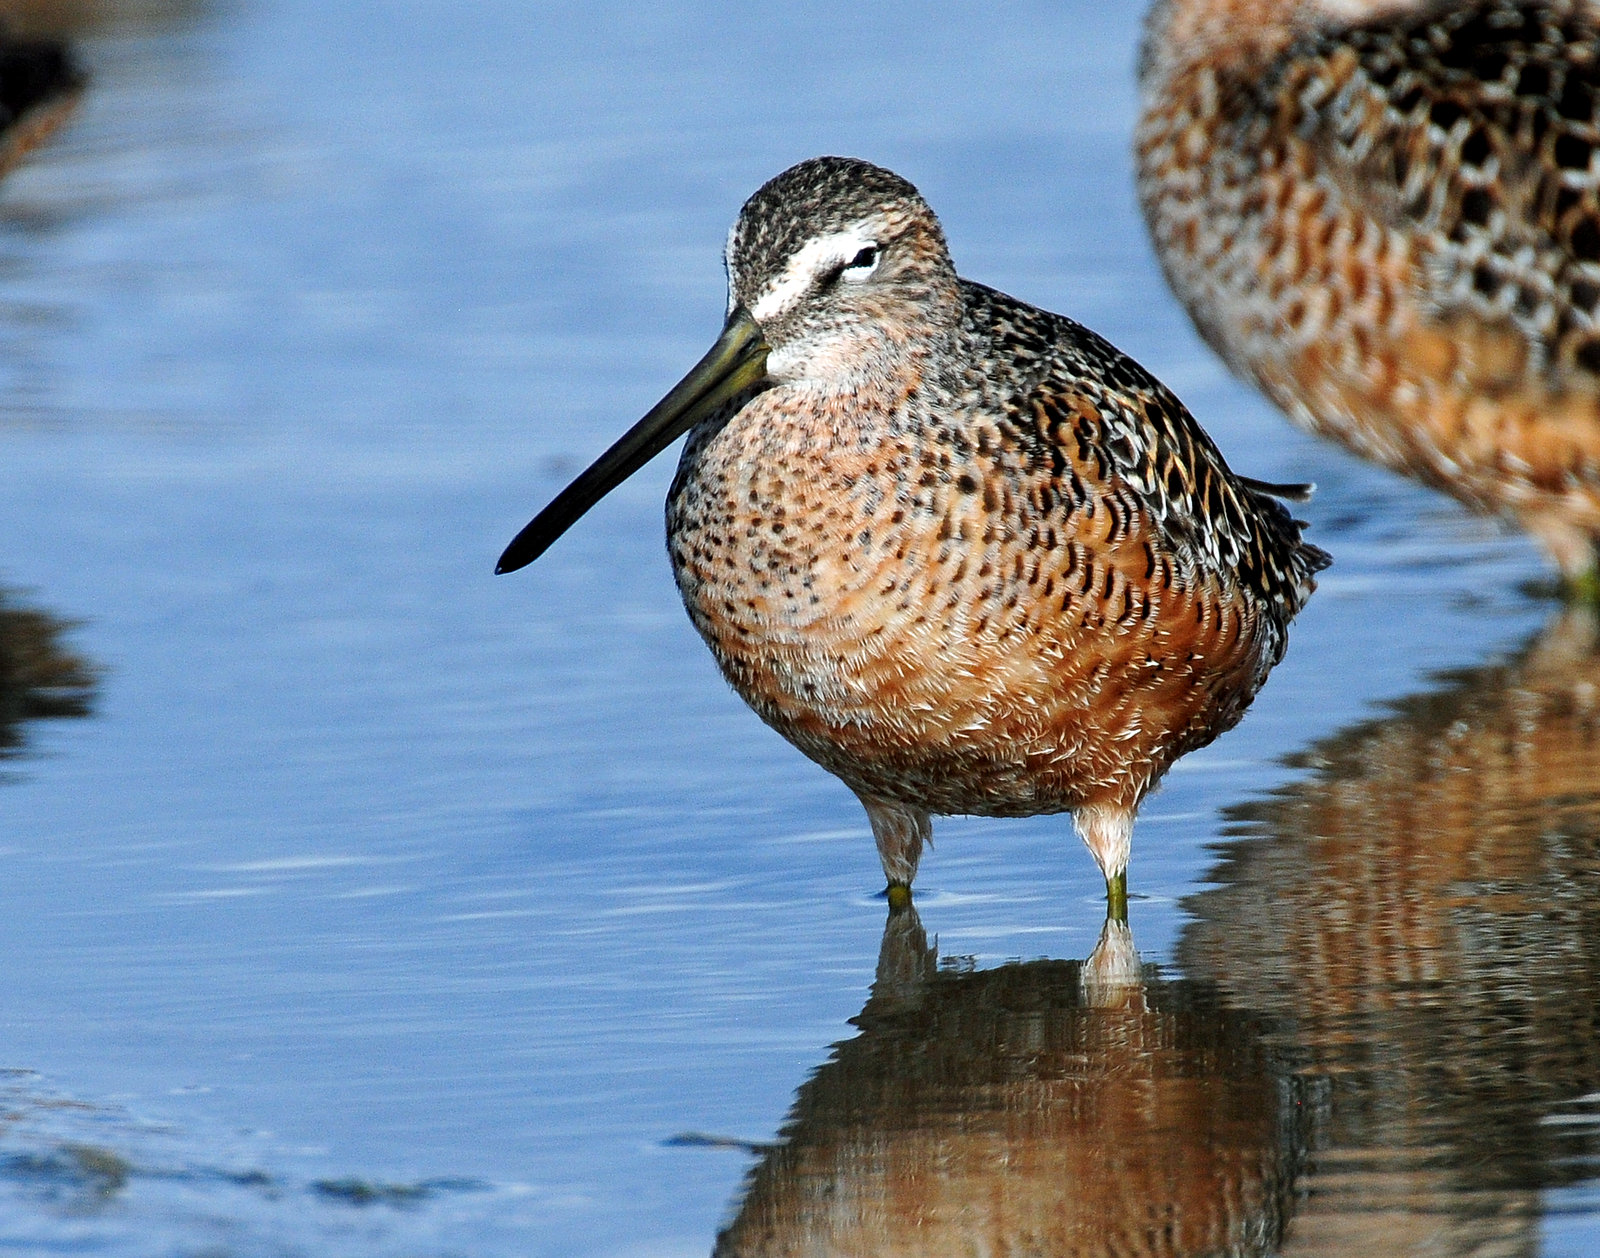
[
  {"xmin": 841, "ymin": 245, "xmax": 880, "ymax": 279},
  {"xmin": 819, "ymin": 244, "xmax": 881, "ymax": 290}
]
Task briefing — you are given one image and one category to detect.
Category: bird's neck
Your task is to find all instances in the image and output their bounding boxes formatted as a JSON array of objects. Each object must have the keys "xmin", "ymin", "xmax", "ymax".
[
  {"xmin": 767, "ymin": 328, "xmax": 963, "ymax": 446},
  {"xmin": 767, "ymin": 350, "xmax": 936, "ymax": 448}
]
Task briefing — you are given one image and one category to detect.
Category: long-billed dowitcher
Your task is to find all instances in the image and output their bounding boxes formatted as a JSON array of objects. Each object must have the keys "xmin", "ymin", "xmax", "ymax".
[
  {"xmin": 498, "ymin": 157, "xmax": 1328, "ymax": 915},
  {"xmin": 1139, "ymin": 0, "xmax": 1600, "ymax": 593}
]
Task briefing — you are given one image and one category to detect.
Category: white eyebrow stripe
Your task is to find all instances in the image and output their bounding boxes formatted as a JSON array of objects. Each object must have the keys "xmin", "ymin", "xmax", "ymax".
[
  {"xmin": 1312, "ymin": 0, "xmax": 1433, "ymax": 18},
  {"xmin": 724, "ymin": 223, "xmax": 740, "ymax": 315},
  {"xmin": 748, "ymin": 227, "xmax": 879, "ymax": 323}
]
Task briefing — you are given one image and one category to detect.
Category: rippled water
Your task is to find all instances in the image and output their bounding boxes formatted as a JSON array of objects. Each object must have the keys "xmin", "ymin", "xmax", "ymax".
[{"xmin": 0, "ymin": 1, "xmax": 1595, "ymax": 1254}]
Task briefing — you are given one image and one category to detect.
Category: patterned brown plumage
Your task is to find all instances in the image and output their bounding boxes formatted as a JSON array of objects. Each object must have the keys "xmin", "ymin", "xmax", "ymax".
[
  {"xmin": 500, "ymin": 156, "xmax": 1327, "ymax": 907},
  {"xmin": 1139, "ymin": 0, "xmax": 1600, "ymax": 584}
]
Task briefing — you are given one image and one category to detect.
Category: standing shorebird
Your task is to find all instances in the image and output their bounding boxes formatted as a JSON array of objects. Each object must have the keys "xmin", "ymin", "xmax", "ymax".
[
  {"xmin": 1138, "ymin": 0, "xmax": 1600, "ymax": 594},
  {"xmin": 498, "ymin": 157, "xmax": 1327, "ymax": 915}
]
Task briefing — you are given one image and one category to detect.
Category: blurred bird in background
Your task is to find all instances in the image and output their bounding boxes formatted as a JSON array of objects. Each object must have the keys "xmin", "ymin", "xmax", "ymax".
[{"xmin": 1140, "ymin": 0, "xmax": 1600, "ymax": 596}]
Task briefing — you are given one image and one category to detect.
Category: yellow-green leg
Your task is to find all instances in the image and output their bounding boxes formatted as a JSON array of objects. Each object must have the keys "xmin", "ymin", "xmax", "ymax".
[
  {"xmin": 1563, "ymin": 566, "xmax": 1600, "ymax": 605},
  {"xmin": 885, "ymin": 882, "xmax": 913, "ymax": 913},
  {"xmin": 1105, "ymin": 871, "xmax": 1128, "ymax": 923}
]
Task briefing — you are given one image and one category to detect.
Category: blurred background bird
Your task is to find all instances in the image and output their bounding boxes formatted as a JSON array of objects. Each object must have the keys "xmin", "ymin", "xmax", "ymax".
[
  {"xmin": 0, "ymin": 8, "xmax": 81, "ymax": 181},
  {"xmin": 0, "ymin": 585, "xmax": 97, "ymax": 760},
  {"xmin": 1138, "ymin": 0, "xmax": 1600, "ymax": 596}
]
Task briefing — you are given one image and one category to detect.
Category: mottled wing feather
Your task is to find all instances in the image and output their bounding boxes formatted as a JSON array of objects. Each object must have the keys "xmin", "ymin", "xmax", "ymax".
[
  {"xmin": 1238, "ymin": 475, "xmax": 1316, "ymax": 503},
  {"xmin": 1286, "ymin": 0, "xmax": 1600, "ymax": 379},
  {"xmin": 1020, "ymin": 379, "xmax": 1307, "ymax": 770},
  {"xmin": 962, "ymin": 282, "xmax": 1328, "ymax": 611}
]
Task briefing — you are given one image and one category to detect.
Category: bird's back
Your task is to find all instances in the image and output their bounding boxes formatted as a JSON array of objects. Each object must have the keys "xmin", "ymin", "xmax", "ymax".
[{"xmin": 955, "ymin": 279, "xmax": 1327, "ymax": 622}]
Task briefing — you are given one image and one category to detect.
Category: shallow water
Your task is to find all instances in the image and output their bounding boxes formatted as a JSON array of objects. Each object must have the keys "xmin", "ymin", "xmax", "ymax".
[{"xmin": 0, "ymin": 0, "xmax": 1594, "ymax": 1254}]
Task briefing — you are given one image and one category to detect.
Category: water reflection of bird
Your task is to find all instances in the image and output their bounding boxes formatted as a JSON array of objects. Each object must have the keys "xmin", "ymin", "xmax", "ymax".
[
  {"xmin": 1179, "ymin": 607, "xmax": 1600, "ymax": 1252},
  {"xmin": 710, "ymin": 906, "xmax": 1306, "ymax": 1257},
  {"xmin": 497, "ymin": 156, "xmax": 1328, "ymax": 914},
  {"xmin": 0, "ymin": 22, "xmax": 81, "ymax": 180},
  {"xmin": 1139, "ymin": 0, "xmax": 1600, "ymax": 594},
  {"xmin": 0, "ymin": 585, "xmax": 97, "ymax": 758}
]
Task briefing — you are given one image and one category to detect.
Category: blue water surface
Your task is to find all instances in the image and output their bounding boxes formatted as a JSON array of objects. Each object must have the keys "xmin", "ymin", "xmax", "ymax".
[{"xmin": 0, "ymin": 2, "xmax": 1588, "ymax": 1255}]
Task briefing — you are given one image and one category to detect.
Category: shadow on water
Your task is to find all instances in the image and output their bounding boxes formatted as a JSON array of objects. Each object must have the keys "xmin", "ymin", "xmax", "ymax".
[
  {"xmin": 0, "ymin": 1067, "xmax": 501, "ymax": 1249},
  {"xmin": 0, "ymin": 583, "xmax": 96, "ymax": 761},
  {"xmin": 709, "ymin": 906, "xmax": 1312, "ymax": 1257},
  {"xmin": 0, "ymin": 0, "xmax": 221, "ymax": 433},
  {"xmin": 1179, "ymin": 606, "xmax": 1600, "ymax": 1253}
]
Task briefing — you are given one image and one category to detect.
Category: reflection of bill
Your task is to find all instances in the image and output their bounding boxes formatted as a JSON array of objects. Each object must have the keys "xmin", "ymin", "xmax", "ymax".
[
  {"xmin": 0, "ymin": 586, "xmax": 96, "ymax": 757},
  {"xmin": 1180, "ymin": 608, "xmax": 1600, "ymax": 1254},
  {"xmin": 712, "ymin": 906, "xmax": 1308, "ymax": 1257}
]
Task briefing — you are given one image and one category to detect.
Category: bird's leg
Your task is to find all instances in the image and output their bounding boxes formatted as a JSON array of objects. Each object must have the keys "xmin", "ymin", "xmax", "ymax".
[
  {"xmin": 1563, "ymin": 566, "xmax": 1600, "ymax": 606},
  {"xmin": 855, "ymin": 793, "xmax": 932, "ymax": 908},
  {"xmin": 1073, "ymin": 803, "xmax": 1134, "ymax": 922},
  {"xmin": 1528, "ymin": 516, "xmax": 1600, "ymax": 602},
  {"xmin": 1080, "ymin": 912, "xmax": 1142, "ymax": 1008},
  {"xmin": 1552, "ymin": 536, "xmax": 1600, "ymax": 604},
  {"xmin": 1105, "ymin": 871, "xmax": 1129, "ymax": 924}
]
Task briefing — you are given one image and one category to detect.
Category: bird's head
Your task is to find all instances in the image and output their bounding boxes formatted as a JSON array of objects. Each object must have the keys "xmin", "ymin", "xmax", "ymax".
[
  {"xmin": 496, "ymin": 156, "xmax": 956, "ymax": 574},
  {"xmin": 724, "ymin": 156, "xmax": 959, "ymax": 391}
]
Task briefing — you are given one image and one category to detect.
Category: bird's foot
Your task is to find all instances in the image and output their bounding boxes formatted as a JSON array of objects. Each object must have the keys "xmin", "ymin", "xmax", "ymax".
[{"xmin": 885, "ymin": 882, "xmax": 913, "ymax": 913}]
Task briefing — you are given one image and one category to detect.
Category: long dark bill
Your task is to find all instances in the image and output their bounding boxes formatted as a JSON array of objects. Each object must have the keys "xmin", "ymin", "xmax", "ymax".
[{"xmin": 496, "ymin": 307, "xmax": 769, "ymax": 575}]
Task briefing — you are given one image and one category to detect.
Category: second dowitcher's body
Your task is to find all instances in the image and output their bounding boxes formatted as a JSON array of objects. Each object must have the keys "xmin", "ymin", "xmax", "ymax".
[
  {"xmin": 500, "ymin": 157, "xmax": 1326, "ymax": 909},
  {"xmin": 1139, "ymin": 0, "xmax": 1600, "ymax": 586}
]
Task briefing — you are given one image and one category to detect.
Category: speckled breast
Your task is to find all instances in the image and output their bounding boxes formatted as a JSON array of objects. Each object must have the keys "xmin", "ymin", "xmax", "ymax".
[{"xmin": 663, "ymin": 387, "xmax": 1272, "ymax": 817}]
